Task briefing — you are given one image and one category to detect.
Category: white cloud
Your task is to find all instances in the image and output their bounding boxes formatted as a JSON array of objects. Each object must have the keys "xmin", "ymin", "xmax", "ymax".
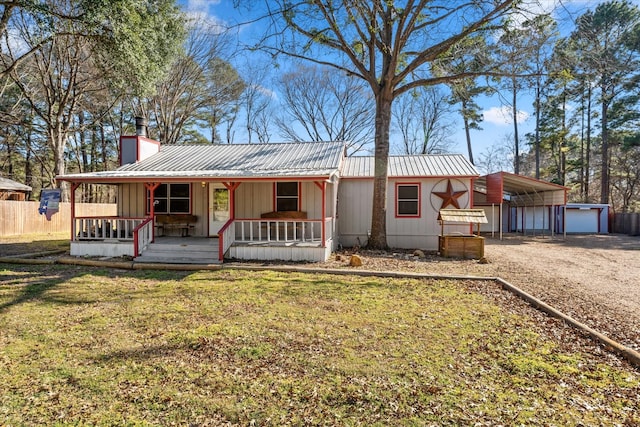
[
  {"xmin": 483, "ymin": 106, "xmax": 529, "ymax": 125},
  {"xmin": 186, "ymin": 0, "xmax": 221, "ymax": 13}
]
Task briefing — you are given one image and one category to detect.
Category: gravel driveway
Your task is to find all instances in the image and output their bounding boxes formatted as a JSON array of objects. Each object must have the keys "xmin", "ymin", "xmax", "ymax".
[{"xmin": 316, "ymin": 234, "xmax": 640, "ymax": 352}]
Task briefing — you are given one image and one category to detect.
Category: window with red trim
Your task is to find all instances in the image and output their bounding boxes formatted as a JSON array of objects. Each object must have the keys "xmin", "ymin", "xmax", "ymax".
[
  {"xmin": 276, "ymin": 182, "xmax": 299, "ymax": 211},
  {"xmin": 396, "ymin": 184, "xmax": 420, "ymax": 217},
  {"xmin": 146, "ymin": 183, "xmax": 191, "ymax": 214}
]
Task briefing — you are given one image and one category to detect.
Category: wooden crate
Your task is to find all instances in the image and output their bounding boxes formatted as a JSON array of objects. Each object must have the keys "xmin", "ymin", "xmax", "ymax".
[{"xmin": 439, "ymin": 234, "xmax": 484, "ymax": 259}]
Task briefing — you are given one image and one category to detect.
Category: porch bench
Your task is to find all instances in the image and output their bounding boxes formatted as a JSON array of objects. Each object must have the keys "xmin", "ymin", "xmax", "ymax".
[
  {"xmin": 155, "ymin": 214, "xmax": 197, "ymax": 237},
  {"xmin": 259, "ymin": 211, "xmax": 307, "ymax": 240}
]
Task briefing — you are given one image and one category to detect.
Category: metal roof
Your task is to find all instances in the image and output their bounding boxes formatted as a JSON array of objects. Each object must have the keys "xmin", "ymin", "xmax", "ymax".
[
  {"xmin": 438, "ymin": 209, "xmax": 488, "ymax": 224},
  {"xmin": 0, "ymin": 176, "xmax": 32, "ymax": 192},
  {"xmin": 475, "ymin": 171, "xmax": 567, "ymax": 206},
  {"xmin": 341, "ymin": 154, "xmax": 479, "ymax": 178},
  {"xmin": 58, "ymin": 142, "xmax": 345, "ymax": 182}
]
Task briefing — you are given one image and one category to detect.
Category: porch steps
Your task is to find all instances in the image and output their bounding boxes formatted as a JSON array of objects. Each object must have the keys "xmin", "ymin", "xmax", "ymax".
[{"xmin": 135, "ymin": 237, "xmax": 221, "ymax": 265}]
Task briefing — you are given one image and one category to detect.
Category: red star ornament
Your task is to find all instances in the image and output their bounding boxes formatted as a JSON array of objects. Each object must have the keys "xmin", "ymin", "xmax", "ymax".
[{"xmin": 433, "ymin": 180, "xmax": 467, "ymax": 209}]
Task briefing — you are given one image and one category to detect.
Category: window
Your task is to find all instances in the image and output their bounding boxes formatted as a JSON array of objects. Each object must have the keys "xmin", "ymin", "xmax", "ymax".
[
  {"xmin": 147, "ymin": 183, "xmax": 191, "ymax": 214},
  {"xmin": 396, "ymin": 183, "xmax": 420, "ymax": 217},
  {"xmin": 276, "ymin": 182, "xmax": 299, "ymax": 211}
]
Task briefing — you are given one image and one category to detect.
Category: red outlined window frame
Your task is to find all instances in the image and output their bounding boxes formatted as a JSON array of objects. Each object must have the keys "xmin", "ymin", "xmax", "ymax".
[
  {"xmin": 395, "ymin": 182, "xmax": 421, "ymax": 218},
  {"xmin": 274, "ymin": 182, "xmax": 301, "ymax": 212},
  {"xmin": 146, "ymin": 183, "xmax": 193, "ymax": 214}
]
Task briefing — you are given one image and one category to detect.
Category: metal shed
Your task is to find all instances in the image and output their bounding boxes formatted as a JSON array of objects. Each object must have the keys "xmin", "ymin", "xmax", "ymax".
[
  {"xmin": 474, "ymin": 172, "xmax": 568, "ymax": 239},
  {"xmin": 564, "ymin": 203, "xmax": 609, "ymax": 234}
]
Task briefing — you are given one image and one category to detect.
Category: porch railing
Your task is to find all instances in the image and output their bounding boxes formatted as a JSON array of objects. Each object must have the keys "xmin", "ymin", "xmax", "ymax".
[
  {"xmin": 133, "ymin": 218, "xmax": 154, "ymax": 257},
  {"xmin": 218, "ymin": 219, "xmax": 235, "ymax": 261},
  {"xmin": 234, "ymin": 218, "xmax": 333, "ymax": 244},
  {"xmin": 73, "ymin": 216, "xmax": 148, "ymax": 241}
]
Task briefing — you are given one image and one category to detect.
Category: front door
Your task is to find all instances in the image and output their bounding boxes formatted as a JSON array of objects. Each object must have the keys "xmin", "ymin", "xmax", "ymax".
[{"xmin": 209, "ymin": 184, "xmax": 230, "ymax": 236}]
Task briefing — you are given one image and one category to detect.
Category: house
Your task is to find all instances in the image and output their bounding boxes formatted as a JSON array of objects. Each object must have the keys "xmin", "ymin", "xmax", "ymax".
[
  {"xmin": 0, "ymin": 176, "xmax": 32, "ymax": 201},
  {"xmin": 56, "ymin": 132, "xmax": 479, "ymax": 263}
]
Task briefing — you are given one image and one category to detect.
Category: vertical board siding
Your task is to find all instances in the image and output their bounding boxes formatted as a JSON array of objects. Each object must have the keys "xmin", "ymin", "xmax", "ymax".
[
  {"xmin": 192, "ymin": 183, "xmax": 207, "ymax": 236},
  {"xmin": 0, "ymin": 201, "xmax": 117, "ymax": 236},
  {"xmin": 337, "ymin": 179, "xmax": 374, "ymax": 247},
  {"xmin": 236, "ymin": 182, "xmax": 273, "ymax": 218},
  {"xmin": 300, "ymin": 181, "xmax": 321, "ymax": 218}
]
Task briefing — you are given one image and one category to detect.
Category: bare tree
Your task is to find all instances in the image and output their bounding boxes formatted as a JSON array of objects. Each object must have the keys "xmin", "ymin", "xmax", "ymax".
[
  {"xmin": 9, "ymin": 29, "xmax": 102, "ymax": 197},
  {"xmin": 275, "ymin": 64, "xmax": 374, "ymax": 154},
  {"xmin": 392, "ymin": 86, "xmax": 455, "ymax": 155},
  {"xmin": 147, "ymin": 19, "xmax": 244, "ymax": 145},
  {"xmin": 239, "ymin": 62, "xmax": 274, "ymax": 144},
  {"xmin": 476, "ymin": 135, "xmax": 515, "ymax": 175},
  {"xmin": 255, "ymin": 0, "xmax": 518, "ymax": 248}
]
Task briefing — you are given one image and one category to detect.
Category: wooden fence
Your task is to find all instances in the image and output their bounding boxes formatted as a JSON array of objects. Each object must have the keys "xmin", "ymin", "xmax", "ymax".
[
  {"xmin": 612, "ymin": 213, "xmax": 640, "ymax": 236},
  {"xmin": 0, "ymin": 201, "xmax": 117, "ymax": 237}
]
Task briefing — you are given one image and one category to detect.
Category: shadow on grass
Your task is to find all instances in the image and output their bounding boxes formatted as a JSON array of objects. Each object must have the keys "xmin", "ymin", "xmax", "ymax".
[
  {"xmin": 0, "ymin": 276, "xmax": 67, "ymax": 313},
  {"xmin": 0, "ymin": 239, "xmax": 69, "ymax": 257},
  {"xmin": 0, "ymin": 264, "xmax": 113, "ymax": 313}
]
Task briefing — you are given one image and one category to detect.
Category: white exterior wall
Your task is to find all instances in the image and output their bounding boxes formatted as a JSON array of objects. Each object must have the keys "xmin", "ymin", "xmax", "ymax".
[
  {"xmin": 229, "ymin": 245, "xmax": 331, "ymax": 262},
  {"xmin": 338, "ymin": 177, "xmax": 474, "ymax": 250},
  {"xmin": 478, "ymin": 204, "xmax": 509, "ymax": 233},
  {"xmin": 516, "ymin": 206, "xmax": 551, "ymax": 231},
  {"xmin": 337, "ymin": 179, "xmax": 373, "ymax": 248},
  {"xmin": 565, "ymin": 204, "xmax": 609, "ymax": 233},
  {"xmin": 235, "ymin": 182, "xmax": 272, "ymax": 218}
]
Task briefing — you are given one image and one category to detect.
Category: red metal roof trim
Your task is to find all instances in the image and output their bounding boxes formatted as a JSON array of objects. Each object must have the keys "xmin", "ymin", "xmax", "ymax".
[{"xmin": 485, "ymin": 172, "xmax": 504, "ymax": 204}]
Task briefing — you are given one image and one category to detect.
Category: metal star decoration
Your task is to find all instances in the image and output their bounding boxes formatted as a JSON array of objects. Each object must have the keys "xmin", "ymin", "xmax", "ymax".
[{"xmin": 433, "ymin": 180, "xmax": 467, "ymax": 209}]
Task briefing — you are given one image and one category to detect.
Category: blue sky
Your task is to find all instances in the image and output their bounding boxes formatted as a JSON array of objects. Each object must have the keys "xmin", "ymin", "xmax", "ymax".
[{"xmin": 176, "ymin": 0, "xmax": 634, "ymax": 170}]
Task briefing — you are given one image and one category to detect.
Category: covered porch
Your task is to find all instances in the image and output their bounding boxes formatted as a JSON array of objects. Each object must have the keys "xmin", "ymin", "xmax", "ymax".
[
  {"xmin": 70, "ymin": 217, "xmax": 334, "ymax": 264},
  {"xmin": 57, "ymin": 140, "xmax": 345, "ymax": 263}
]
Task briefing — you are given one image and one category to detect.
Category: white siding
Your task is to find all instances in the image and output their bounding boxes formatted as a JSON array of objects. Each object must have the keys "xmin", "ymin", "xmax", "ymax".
[
  {"xmin": 479, "ymin": 204, "xmax": 509, "ymax": 233},
  {"xmin": 229, "ymin": 245, "xmax": 331, "ymax": 262},
  {"xmin": 338, "ymin": 177, "xmax": 474, "ymax": 250},
  {"xmin": 235, "ymin": 182, "xmax": 272, "ymax": 218},
  {"xmin": 300, "ymin": 181, "xmax": 322, "ymax": 218},
  {"xmin": 337, "ymin": 179, "xmax": 373, "ymax": 247},
  {"xmin": 519, "ymin": 206, "xmax": 550, "ymax": 231},
  {"xmin": 119, "ymin": 183, "xmax": 145, "ymax": 217}
]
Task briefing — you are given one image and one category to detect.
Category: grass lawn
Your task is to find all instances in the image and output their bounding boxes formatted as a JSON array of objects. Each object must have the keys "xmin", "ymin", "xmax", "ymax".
[{"xmin": 0, "ymin": 263, "xmax": 638, "ymax": 426}]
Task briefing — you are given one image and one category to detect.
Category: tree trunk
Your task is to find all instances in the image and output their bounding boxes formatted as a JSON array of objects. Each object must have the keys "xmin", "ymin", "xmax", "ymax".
[
  {"xmin": 534, "ymin": 82, "xmax": 541, "ymax": 179},
  {"xmin": 579, "ymin": 84, "xmax": 585, "ymax": 200},
  {"xmin": 560, "ymin": 89, "xmax": 566, "ymax": 185},
  {"xmin": 367, "ymin": 92, "xmax": 392, "ymax": 250},
  {"xmin": 600, "ymin": 86, "xmax": 609, "ymax": 205},
  {"xmin": 462, "ymin": 99, "xmax": 474, "ymax": 165},
  {"xmin": 50, "ymin": 125, "xmax": 68, "ymax": 201},
  {"xmin": 512, "ymin": 78, "xmax": 519, "ymax": 175},
  {"xmin": 25, "ymin": 127, "xmax": 32, "ymax": 192},
  {"xmin": 585, "ymin": 85, "xmax": 592, "ymax": 202}
]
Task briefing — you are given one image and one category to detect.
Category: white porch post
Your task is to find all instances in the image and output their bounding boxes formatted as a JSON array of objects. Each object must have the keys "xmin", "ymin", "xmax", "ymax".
[
  {"xmin": 144, "ymin": 182, "xmax": 160, "ymax": 242},
  {"xmin": 70, "ymin": 182, "xmax": 80, "ymax": 240},
  {"xmin": 315, "ymin": 181, "xmax": 327, "ymax": 246}
]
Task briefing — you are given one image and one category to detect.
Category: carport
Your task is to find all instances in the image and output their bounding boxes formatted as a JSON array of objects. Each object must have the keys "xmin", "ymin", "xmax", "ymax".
[{"xmin": 474, "ymin": 172, "xmax": 568, "ymax": 239}]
